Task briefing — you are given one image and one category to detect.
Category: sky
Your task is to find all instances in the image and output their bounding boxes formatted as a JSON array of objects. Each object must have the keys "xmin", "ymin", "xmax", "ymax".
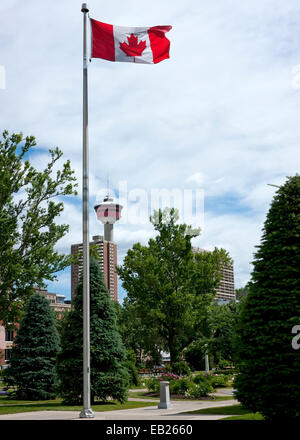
[{"xmin": 1, "ymin": 0, "xmax": 300, "ymax": 302}]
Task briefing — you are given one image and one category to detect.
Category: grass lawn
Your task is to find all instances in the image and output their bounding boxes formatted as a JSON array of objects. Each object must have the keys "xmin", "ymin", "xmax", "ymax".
[
  {"xmin": 128, "ymin": 390, "xmax": 234, "ymax": 401},
  {"xmin": 181, "ymin": 404, "xmax": 264, "ymax": 420},
  {"xmin": 0, "ymin": 396, "xmax": 156, "ymax": 416}
]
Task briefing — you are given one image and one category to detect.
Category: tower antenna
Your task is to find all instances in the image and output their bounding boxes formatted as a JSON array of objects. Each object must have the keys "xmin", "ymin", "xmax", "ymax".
[{"xmin": 107, "ymin": 175, "xmax": 110, "ymax": 198}]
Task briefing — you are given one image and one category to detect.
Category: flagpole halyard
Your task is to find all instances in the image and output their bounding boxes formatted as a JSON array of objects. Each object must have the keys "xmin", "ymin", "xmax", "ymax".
[{"xmin": 80, "ymin": 2, "xmax": 94, "ymax": 419}]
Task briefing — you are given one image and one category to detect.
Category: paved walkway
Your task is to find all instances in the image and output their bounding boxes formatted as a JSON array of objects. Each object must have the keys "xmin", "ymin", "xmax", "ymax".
[
  {"xmin": 0, "ymin": 387, "xmax": 238, "ymax": 420},
  {"xmin": 0, "ymin": 398, "xmax": 238, "ymax": 420}
]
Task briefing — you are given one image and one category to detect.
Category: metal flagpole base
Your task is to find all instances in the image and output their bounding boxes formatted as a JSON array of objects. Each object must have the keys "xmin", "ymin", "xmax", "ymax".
[{"xmin": 79, "ymin": 408, "xmax": 95, "ymax": 418}]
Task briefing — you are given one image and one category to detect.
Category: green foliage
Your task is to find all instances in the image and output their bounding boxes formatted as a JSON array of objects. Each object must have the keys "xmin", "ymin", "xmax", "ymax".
[
  {"xmin": 57, "ymin": 259, "xmax": 129, "ymax": 404},
  {"xmin": 193, "ymin": 373, "xmax": 211, "ymax": 384},
  {"xmin": 235, "ymin": 285, "xmax": 249, "ymax": 300},
  {"xmin": 164, "ymin": 364, "xmax": 172, "ymax": 373},
  {"xmin": 206, "ymin": 300, "xmax": 241, "ymax": 365},
  {"xmin": 192, "ymin": 372, "xmax": 229, "ymax": 389},
  {"xmin": 184, "ymin": 340, "xmax": 206, "ymax": 371},
  {"xmin": 0, "ymin": 131, "xmax": 77, "ymax": 326},
  {"xmin": 233, "ymin": 175, "xmax": 300, "ymax": 420},
  {"xmin": 3, "ymin": 294, "xmax": 60, "ymax": 400},
  {"xmin": 144, "ymin": 374, "xmax": 191, "ymax": 396},
  {"xmin": 144, "ymin": 377, "xmax": 161, "ymax": 393},
  {"xmin": 144, "ymin": 372, "xmax": 215, "ymax": 398},
  {"xmin": 217, "ymin": 358, "xmax": 235, "ymax": 370},
  {"xmin": 170, "ymin": 377, "xmax": 192, "ymax": 395},
  {"xmin": 184, "ymin": 300, "xmax": 242, "ymax": 370},
  {"xmin": 117, "ymin": 297, "xmax": 163, "ymax": 367},
  {"xmin": 171, "ymin": 361, "xmax": 191, "ymax": 376},
  {"xmin": 210, "ymin": 374, "xmax": 230, "ymax": 388},
  {"xmin": 215, "ymin": 368, "xmax": 236, "ymax": 376},
  {"xmin": 185, "ymin": 382, "xmax": 214, "ymax": 399},
  {"xmin": 118, "ymin": 207, "xmax": 231, "ymax": 365},
  {"xmin": 125, "ymin": 349, "xmax": 141, "ymax": 387}
]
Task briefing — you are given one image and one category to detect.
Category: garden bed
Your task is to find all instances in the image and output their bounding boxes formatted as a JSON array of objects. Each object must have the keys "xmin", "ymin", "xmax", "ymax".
[{"xmin": 143, "ymin": 371, "xmax": 233, "ymax": 399}]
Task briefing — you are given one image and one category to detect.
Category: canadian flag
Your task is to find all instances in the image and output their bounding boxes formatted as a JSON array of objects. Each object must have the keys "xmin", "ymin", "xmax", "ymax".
[{"xmin": 90, "ymin": 19, "xmax": 172, "ymax": 64}]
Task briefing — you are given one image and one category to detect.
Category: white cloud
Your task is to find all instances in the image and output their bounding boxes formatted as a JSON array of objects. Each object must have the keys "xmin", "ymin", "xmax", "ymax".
[
  {"xmin": 186, "ymin": 172, "xmax": 206, "ymax": 186},
  {"xmin": 1, "ymin": 0, "xmax": 300, "ymax": 298}
]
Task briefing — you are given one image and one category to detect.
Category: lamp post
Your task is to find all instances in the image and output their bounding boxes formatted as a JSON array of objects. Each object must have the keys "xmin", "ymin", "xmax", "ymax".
[{"xmin": 204, "ymin": 344, "xmax": 209, "ymax": 374}]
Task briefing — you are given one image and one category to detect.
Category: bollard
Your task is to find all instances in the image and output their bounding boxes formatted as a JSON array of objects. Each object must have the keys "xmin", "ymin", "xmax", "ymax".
[{"xmin": 158, "ymin": 381, "xmax": 172, "ymax": 409}]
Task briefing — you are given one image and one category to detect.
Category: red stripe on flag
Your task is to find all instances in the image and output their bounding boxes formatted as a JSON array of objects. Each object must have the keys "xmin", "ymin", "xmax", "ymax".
[
  {"xmin": 148, "ymin": 26, "xmax": 172, "ymax": 64},
  {"xmin": 91, "ymin": 19, "xmax": 115, "ymax": 61}
]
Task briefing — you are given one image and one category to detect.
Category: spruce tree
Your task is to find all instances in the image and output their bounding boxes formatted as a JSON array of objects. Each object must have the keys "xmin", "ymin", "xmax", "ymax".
[
  {"xmin": 4, "ymin": 293, "xmax": 60, "ymax": 400},
  {"xmin": 57, "ymin": 258, "xmax": 129, "ymax": 404},
  {"xmin": 234, "ymin": 175, "xmax": 300, "ymax": 420}
]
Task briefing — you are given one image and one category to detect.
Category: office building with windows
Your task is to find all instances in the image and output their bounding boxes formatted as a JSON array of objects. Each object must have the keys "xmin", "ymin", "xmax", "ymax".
[
  {"xmin": 192, "ymin": 247, "xmax": 235, "ymax": 302},
  {"xmin": 0, "ymin": 324, "xmax": 16, "ymax": 367},
  {"xmin": 71, "ymin": 235, "xmax": 118, "ymax": 302}
]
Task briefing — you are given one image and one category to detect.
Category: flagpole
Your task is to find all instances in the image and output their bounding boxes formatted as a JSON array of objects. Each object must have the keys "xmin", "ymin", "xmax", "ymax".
[{"xmin": 80, "ymin": 2, "xmax": 94, "ymax": 419}]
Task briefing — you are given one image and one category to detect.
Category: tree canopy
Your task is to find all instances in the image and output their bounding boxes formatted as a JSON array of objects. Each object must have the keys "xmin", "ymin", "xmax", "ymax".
[
  {"xmin": 117, "ymin": 207, "xmax": 232, "ymax": 365},
  {"xmin": 0, "ymin": 131, "xmax": 77, "ymax": 326},
  {"xmin": 185, "ymin": 299, "xmax": 242, "ymax": 370}
]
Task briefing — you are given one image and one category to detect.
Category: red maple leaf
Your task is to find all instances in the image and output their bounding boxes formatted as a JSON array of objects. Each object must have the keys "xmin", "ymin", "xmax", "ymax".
[{"xmin": 119, "ymin": 34, "xmax": 146, "ymax": 62}]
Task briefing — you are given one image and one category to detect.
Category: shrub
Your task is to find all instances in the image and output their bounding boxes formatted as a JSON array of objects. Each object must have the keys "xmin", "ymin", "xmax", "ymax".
[
  {"xmin": 171, "ymin": 361, "xmax": 191, "ymax": 376},
  {"xmin": 210, "ymin": 374, "xmax": 230, "ymax": 388},
  {"xmin": 144, "ymin": 377, "xmax": 160, "ymax": 393},
  {"xmin": 170, "ymin": 377, "xmax": 192, "ymax": 395},
  {"xmin": 185, "ymin": 382, "xmax": 214, "ymax": 399},
  {"xmin": 160, "ymin": 371, "xmax": 180, "ymax": 382},
  {"xmin": 145, "ymin": 373, "xmax": 218, "ymax": 398},
  {"xmin": 215, "ymin": 368, "xmax": 236, "ymax": 376},
  {"xmin": 193, "ymin": 373, "xmax": 211, "ymax": 385}
]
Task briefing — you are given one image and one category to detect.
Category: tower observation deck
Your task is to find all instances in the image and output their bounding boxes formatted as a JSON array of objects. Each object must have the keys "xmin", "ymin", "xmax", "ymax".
[
  {"xmin": 71, "ymin": 195, "xmax": 123, "ymax": 302},
  {"xmin": 94, "ymin": 195, "xmax": 123, "ymax": 242}
]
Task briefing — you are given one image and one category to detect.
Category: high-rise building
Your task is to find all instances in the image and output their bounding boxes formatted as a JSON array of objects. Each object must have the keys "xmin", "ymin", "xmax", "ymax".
[
  {"xmin": 192, "ymin": 247, "xmax": 235, "ymax": 302},
  {"xmin": 71, "ymin": 193, "xmax": 123, "ymax": 302},
  {"xmin": 71, "ymin": 235, "xmax": 118, "ymax": 302}
]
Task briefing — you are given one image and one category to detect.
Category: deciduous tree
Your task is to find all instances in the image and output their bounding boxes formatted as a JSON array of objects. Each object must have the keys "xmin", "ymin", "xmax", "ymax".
[
  {"xmin": 0, "ymin": 131, "xmax": 77, "ymax": 326},
  {"xmin": 118, "ymin": 208, "xmax": 231, "ymax": 365}
]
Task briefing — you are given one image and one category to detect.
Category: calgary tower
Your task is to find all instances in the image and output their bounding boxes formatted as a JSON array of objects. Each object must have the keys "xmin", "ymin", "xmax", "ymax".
[
  {"xmin": 93, "ymin": 194, "xmax": 123, "ymax": 242},
  {"xmin": 71, "ymin": 192, "xmax": 122, "ymax": 303}
]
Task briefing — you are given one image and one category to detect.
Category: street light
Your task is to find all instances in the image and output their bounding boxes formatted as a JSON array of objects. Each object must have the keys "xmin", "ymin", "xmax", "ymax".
[{"xmin": 204, "ymin": 344, "xmax": 209, "ymax": 374}]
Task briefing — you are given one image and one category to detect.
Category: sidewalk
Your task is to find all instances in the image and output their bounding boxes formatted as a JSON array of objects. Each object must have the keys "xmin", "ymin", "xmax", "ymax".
[{"xmin": 0, "ymin": 398, "xmax": 238, "ymax": 420}]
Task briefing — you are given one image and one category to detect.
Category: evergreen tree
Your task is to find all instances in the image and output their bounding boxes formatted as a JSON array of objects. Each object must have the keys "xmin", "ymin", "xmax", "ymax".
[
  {"xmin": 4, "ymin": 293, "xmax": 60, "ymax": 400},
  {"xmin": 57, "ymin": 259, "xmax": 129, "ymax": 404},
  {"xmin": 234, "ymin": 175, "xmax": 300, "ymax": 420}
]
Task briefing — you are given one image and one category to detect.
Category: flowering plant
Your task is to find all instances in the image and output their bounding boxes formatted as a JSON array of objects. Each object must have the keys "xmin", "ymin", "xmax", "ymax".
[{"xmin": 160, "ymin": 372, "xmax": 180, "ymax": 381}]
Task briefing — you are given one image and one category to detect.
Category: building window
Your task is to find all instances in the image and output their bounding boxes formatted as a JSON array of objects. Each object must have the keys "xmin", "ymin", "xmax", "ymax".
[
  {"xmin": 5, "ymin": 330, "xmax": 14, "ymax": 342},
  {"xmin": 5, "ymin": 349, "xmax": 12, "ymax": 362}
]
